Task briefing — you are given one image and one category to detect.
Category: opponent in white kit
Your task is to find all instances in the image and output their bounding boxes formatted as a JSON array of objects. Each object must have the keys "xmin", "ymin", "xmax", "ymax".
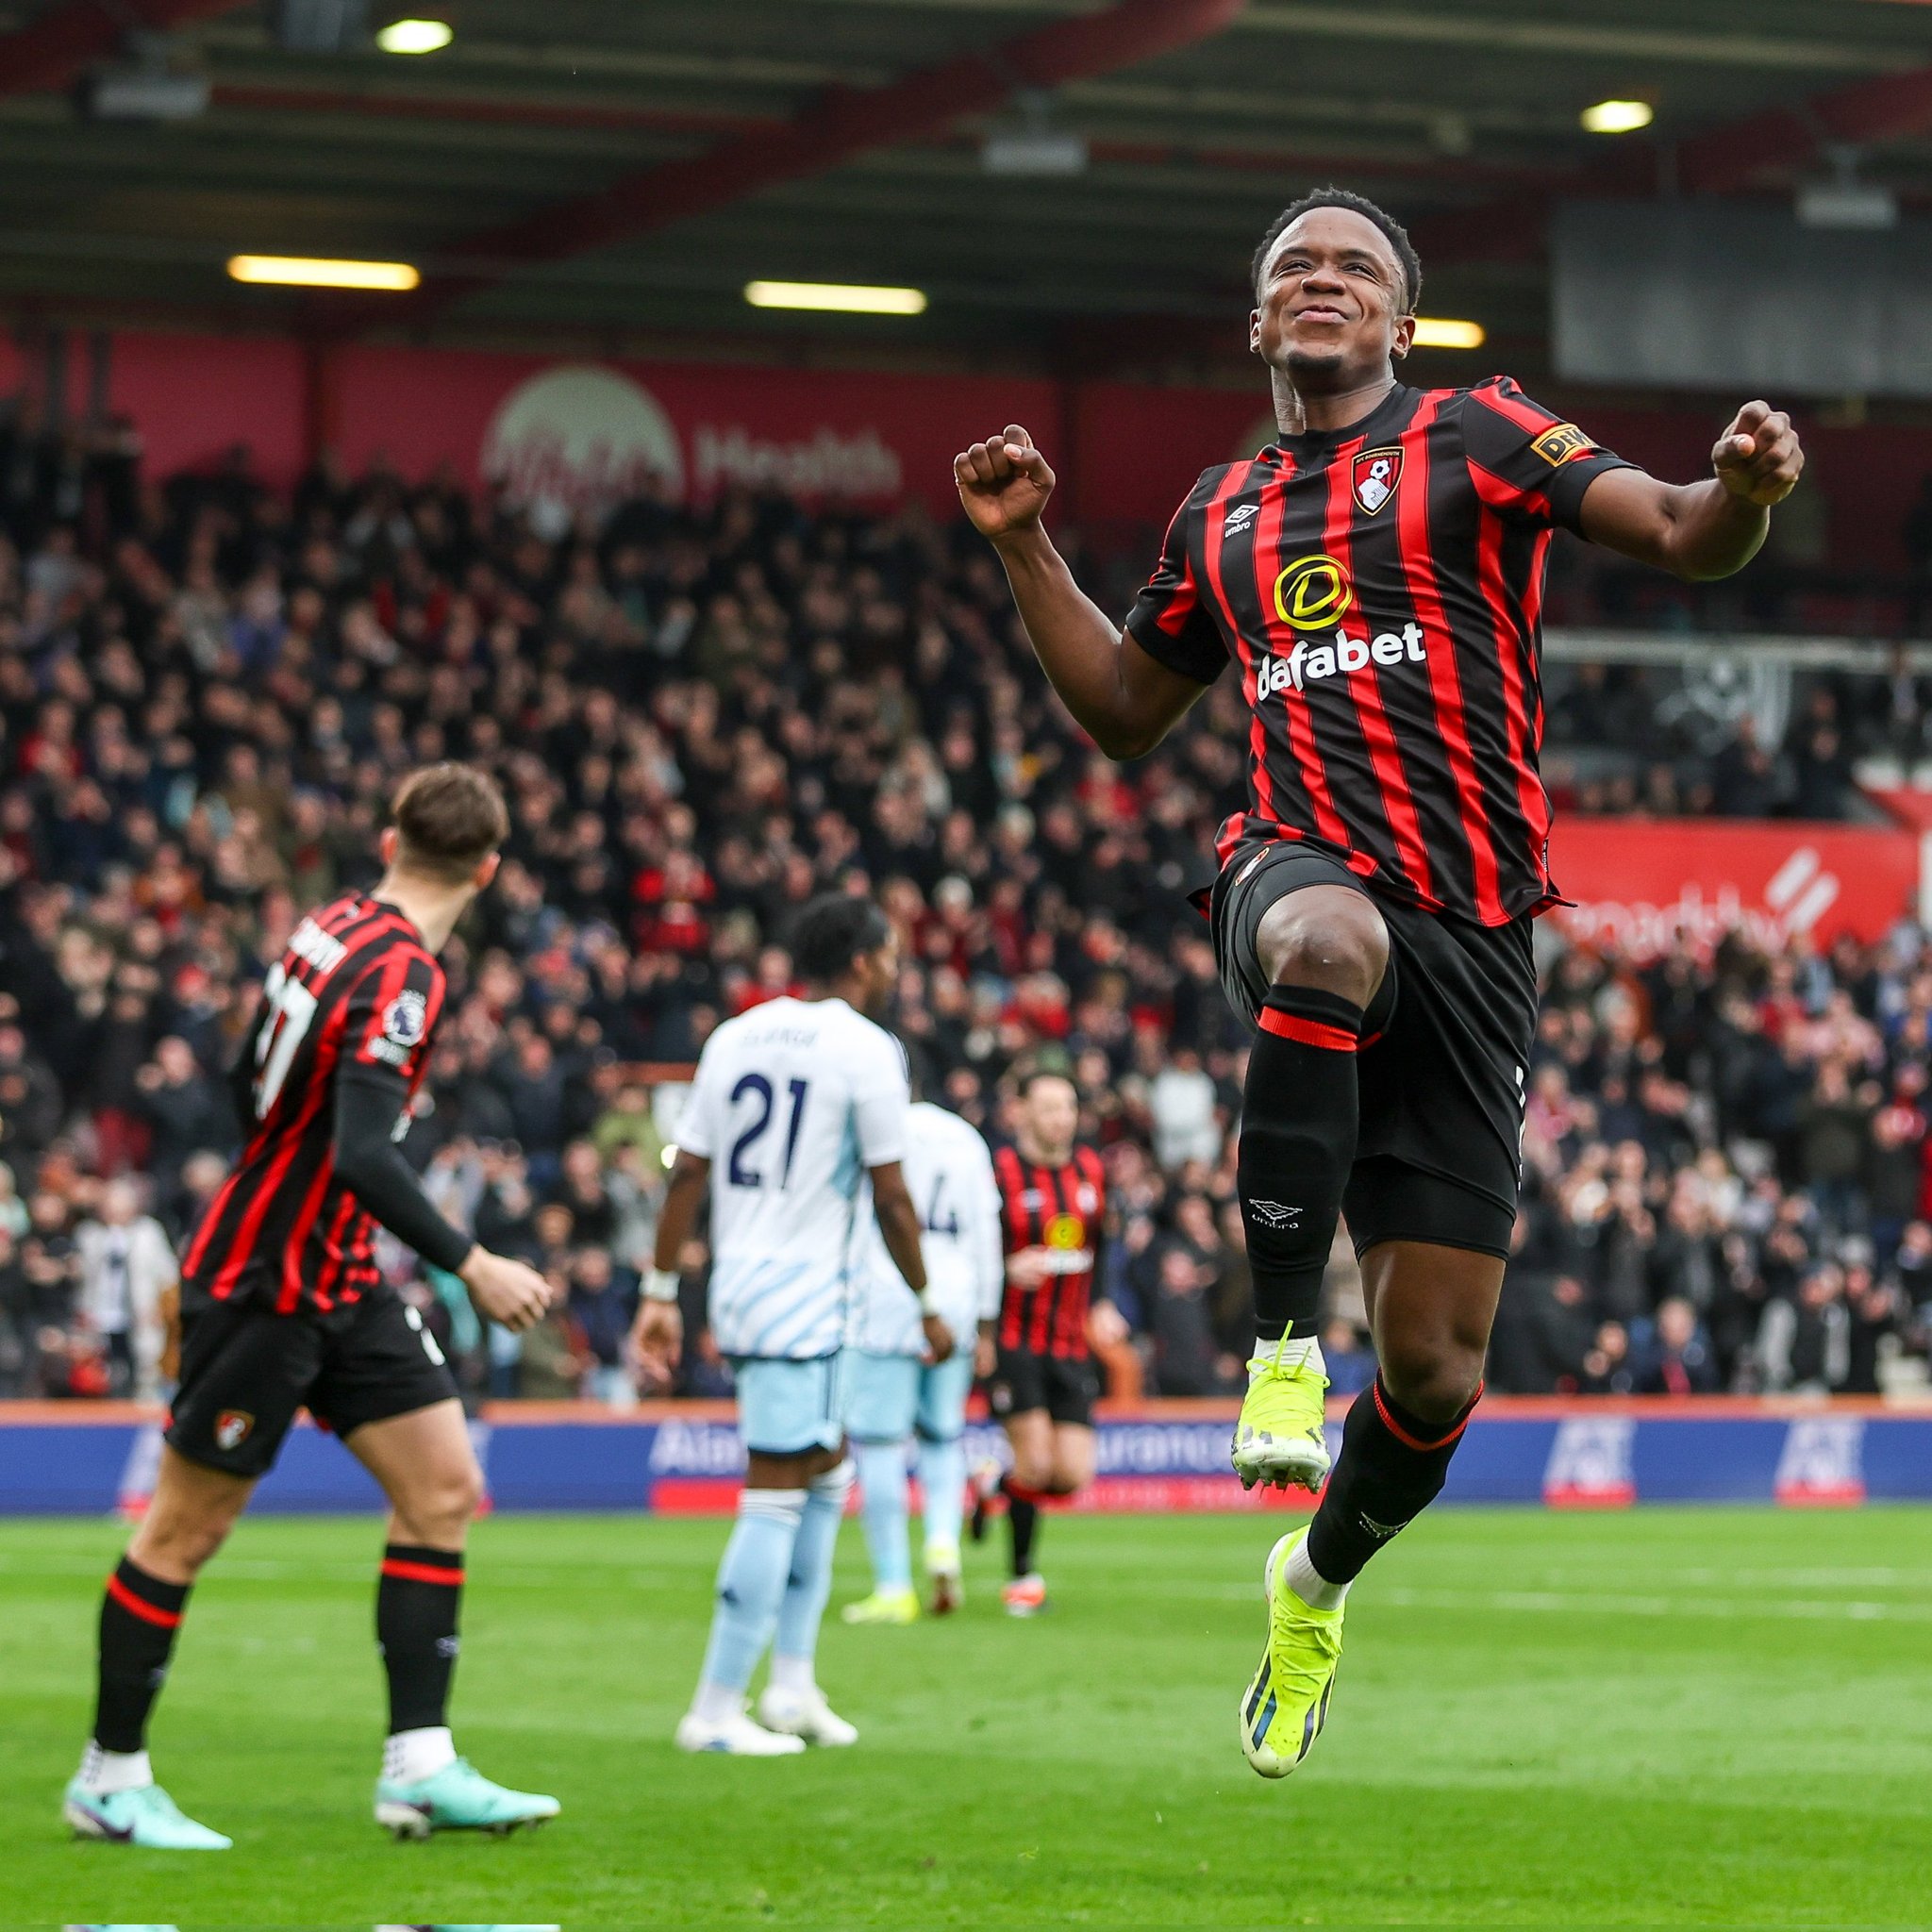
[
  {"xmin": 841, "ymin": 1095, "xmax": 1004, "ymax": 1623},
  {"xmin": 631, "ymin": 893, "xmax": 952, "ymax": 1756}
]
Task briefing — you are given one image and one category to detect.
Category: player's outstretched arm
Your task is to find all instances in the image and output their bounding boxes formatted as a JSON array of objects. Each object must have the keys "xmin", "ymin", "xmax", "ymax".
[
  {"xmin": 1577, "ymin": 400, "xmax": 1804, "ymax": 582},
  {"xmin": 955, "ymin": 424, "xmax": 1204, "ymax": 759}
]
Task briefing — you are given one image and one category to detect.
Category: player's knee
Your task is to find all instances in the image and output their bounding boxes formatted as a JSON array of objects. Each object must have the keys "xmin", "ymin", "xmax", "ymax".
[
  {"xmin": 1376, "ymin": 1338, "xmax": 1483, "ymax": 1428},
  {"xmin": 1257, "ymin": 891, "xmax": 1389, "ymax": 1009},
  {"xmin": 444, "ymin": 1461, "xmax": 487, "ymax": 1528},
  {"xmin": 403, "ymin": 1461, "xmax": 484, "ymax": 1541},
  {"xmin": 132, "ymin": 1512, "xmax": 229, "ymax": 1581}
]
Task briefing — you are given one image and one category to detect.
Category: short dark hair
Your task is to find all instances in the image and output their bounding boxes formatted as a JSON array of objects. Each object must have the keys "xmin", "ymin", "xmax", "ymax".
[
  {"xmin": 1250, "ymin": 187, "xmax": 1421, "ymax": 313},
  {"xmin": 1014, "ymin": 1053, "xmax": 1077, "ymax": 1100},
  {"xmin": 391, "ymin": 762, "xmax": 508, "ymax": 883},
  {"xmin": 791, "ymin": 892, "xmax": 891, "ymax": 984}
]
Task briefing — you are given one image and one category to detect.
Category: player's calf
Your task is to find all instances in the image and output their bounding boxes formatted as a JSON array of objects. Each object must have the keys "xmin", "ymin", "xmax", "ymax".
[{"xmin": 1303, "ymin": 1374, "xmax": 1480, "ymax": 1594}]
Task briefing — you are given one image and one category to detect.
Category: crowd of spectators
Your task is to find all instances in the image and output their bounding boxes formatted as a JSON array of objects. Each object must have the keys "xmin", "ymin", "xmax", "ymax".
[{"xmin": 2, "ymin": 429, "xmax": 1931, "ymax": 1407}]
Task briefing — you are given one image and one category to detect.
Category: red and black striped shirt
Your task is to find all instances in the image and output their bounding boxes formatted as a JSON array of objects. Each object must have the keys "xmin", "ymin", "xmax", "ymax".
[
  {"xmin": 993, "ymin": 1142, "xmax": 1108, "ymax": 1360},
  {"xmin": 1126, "ymin": 378, "xmax": 1632, "ymax": 926},
  {"xmin": 182, "ymin": 894, "xmax": 446, "ymax": 1316}
]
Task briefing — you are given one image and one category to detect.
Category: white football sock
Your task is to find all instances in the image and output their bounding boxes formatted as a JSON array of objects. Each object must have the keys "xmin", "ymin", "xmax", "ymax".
[
  {"xmin": 78, "ymin": 1742, "xmax": 151, "ymax": 1794},
  {"xmin": 1283, "ymin": 1537, "xmax": 1350, "ymax": 1611},
  {"xmin": 768, "ymin": 1653, "xmax": 817, "ymax": 1697},
  {"xmin": 1252, "ymin": 1335, "xmax": 1324, "ymax": 1376},
  {"xmin": 383, "ymin": 1724, "xmax": 456, "ymax": 1784},
  {"xmin": 691, "ymin": 1679, "xmax": 743, "ymax": 1726}
]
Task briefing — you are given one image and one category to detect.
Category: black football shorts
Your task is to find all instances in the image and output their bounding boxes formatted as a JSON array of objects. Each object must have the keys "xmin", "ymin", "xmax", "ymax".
[
  {"xmin": 988, "ymin": 1345, "xmax": 1100, "ymax": 1428},
  {"xmin": 166, "ymin": 1285, "xmax": 459, "ymax": 1479},
  {"xmin": 1211, "ymin": 839, "xmax": 1538, "ymax": 1260}
]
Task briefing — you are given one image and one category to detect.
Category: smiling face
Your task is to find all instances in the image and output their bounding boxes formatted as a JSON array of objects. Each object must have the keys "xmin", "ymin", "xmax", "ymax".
[{"xmin": 1250, "ymin": 205, "xmax": 1414, "ymax": 393}]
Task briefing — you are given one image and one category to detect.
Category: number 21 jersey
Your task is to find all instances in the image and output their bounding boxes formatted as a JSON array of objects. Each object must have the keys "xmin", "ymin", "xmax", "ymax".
[
  {"xmin": 675, "ymin": 994, "xmax": 909, "ymax": 1360},
  {"xmin": 182, "ymin": 894, "xmax": 445, "ymax": 1316}
]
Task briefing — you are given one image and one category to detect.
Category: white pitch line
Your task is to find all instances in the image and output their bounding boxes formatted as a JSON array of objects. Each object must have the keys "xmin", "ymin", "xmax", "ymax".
[
  {"xmin": 1377, "ymin": 1586, "xmax": 1932, "ymax": 1624},
  {"xmin": 1165, "ymin": 1581, "xmax": 1932, "ymax": 1623}
]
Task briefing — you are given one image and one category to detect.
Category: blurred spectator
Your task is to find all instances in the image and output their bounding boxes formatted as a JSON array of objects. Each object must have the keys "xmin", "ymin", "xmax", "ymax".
[
  {"xmin": 1635, "ymin": 1297, "xmax": 1718, "ymax": 1395},
  {"xmin": 1148, "ymin": 1048, "xmax": 1220, "ymax": 1170},
  {"xmin": 74, "ymin": 1177, "xmax": 176, "ymax": 1398},
  {"xmin": 1758, "ymin": 1263, "xmax": 1850, "ymax": 1394},
  {"xmin": 1321, "ymin": 1317, "xmax": 1376, "ymax": 1397}
]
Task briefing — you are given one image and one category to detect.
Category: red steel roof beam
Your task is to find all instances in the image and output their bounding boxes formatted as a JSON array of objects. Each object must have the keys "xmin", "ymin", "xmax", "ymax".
[
  {"xmin": 398, "ymin": 0, "xmax": 1249, "ymax": 321},
  {"xmin": 0, "ymin": 0, "xmax": 249, "ymax": 96}
]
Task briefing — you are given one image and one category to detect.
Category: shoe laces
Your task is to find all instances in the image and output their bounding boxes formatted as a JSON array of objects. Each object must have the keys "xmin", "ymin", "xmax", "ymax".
[
  {"xmin": 1246, "ymin": 1335, "xmax": 1330, "ymax": 1394},
  {"xmin": 1270, "ymin": 1580, "xmax": 1343, "ymax": 1700}
]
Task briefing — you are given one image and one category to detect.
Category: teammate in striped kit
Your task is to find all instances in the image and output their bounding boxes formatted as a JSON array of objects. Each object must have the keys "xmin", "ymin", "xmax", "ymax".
[
  {"xmin": 64, "ymin": 765, "xmax": 560, "ymax": 1849},
  {"xmin": 841, "ymin": 1095, "xmax": 1004, "ymax": 1623},
  {"xmin": 958, "ymin": 188, "xmax": 1802, "ymax": 1774},
  {"xmin": 632, "ymin": 894, "xmax": 948, "ymax": 1755},
  {"xmin": 974, "ymin": 1068, "xmax": 1123, "ymax": 1616}
]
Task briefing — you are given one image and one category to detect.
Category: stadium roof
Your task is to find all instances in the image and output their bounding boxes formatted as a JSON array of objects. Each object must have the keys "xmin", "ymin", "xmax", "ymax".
[{"xmin": 1, "ymin": 0, "xmax": 1930, "ymax": 380}]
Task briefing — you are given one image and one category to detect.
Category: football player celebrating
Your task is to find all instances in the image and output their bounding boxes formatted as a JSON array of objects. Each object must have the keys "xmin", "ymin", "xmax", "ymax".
[{"xmin": 958, "ymin": 188, "xmax": 1800, "ymax": 1772}]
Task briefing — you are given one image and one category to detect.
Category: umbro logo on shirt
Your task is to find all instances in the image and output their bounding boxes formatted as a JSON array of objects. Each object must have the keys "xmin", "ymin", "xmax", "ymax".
[{"xmin": 1223, "ymin": 503, "xmax": 1260, "ymax": 537}]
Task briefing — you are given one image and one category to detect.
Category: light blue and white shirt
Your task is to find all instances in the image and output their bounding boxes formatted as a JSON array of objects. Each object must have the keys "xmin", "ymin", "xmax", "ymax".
[
  {"xmin": 849, "ymin": 1101, "xmax": 1003, "ymax": 1358},
  {"xmin": 676, "ymin": 995, "xmax": 909, "ymax": 1360}
]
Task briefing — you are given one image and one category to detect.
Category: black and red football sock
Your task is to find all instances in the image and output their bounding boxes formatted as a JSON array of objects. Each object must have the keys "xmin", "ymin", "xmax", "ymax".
[
  {"xmin": 1306, "ymin": 1377, "xmax": 1481, "ymax": 1585},
  {"xmin": 1000, "ymin": 1476, "xmax": 1044, "ymax": 1578},
  {"xmin": 376, "ymin": 1543, "xmax": 464, "ymax": 1734},
  {"xmin": 1240, "ymin": 985, "xmax": 1362, "ymax": 1341},
  {"xmin": 92, "ymin": 1557, "xmax": 190, "ymax": 1753}
]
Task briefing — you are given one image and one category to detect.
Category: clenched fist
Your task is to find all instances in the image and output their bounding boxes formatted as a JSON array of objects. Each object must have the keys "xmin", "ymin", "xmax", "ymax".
[
  {"xmin": 1712, "ymin": 401, "xmax": 1803, "ymax": 508},
  {"xmin": 954, "ymin": 423, "xmax": 1056, "ymax": 542}
]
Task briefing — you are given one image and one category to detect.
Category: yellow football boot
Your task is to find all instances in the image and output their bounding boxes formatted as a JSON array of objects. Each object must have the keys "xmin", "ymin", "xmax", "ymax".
[{"xmin": 1240, "ymin": 1527, "xmax": 1343, "ymax": 1779}]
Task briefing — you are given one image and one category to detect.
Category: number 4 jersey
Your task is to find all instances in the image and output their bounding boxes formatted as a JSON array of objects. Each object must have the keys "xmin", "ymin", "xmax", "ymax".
[
  {"xmin": 676, "ymin": 994, "xmax": 910, "ymax": 1361},
  {"xmin": 182, "ymin": 895, "xmax": 446, "ymax": 1316},
  {"xmin": 849, "ymin": 1101, "xmax": 1004, "ymax": 1358}
]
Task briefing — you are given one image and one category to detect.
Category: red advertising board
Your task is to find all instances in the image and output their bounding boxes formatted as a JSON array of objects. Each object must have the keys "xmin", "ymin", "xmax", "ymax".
[
  {"xmin": 45, "ymin": 326, "xmax": 1918, "ymax": 563},
  {"xmin": 1547, "ymin": 817, "xmax": 1921, "ymax": 958}
]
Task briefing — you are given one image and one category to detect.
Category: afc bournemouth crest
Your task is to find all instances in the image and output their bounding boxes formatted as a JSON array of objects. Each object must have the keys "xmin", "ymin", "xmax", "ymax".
[
  {"xmin": 1352, "ymin": 445, "xmax": 1402, "ymax": 515},
  {"xmin": 214, "ymin": 1409, "xmax": 254, "ymax": 1452}
]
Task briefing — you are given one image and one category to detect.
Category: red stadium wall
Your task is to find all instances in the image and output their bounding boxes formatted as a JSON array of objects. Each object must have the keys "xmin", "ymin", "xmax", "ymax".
[
  {"xmin": 1547, "ymin": 818, "xmax": 1924, "ymax": 960},
  {"xmin": 8, "ymin": 327, "xmax": 1919, "ymax": 574}
]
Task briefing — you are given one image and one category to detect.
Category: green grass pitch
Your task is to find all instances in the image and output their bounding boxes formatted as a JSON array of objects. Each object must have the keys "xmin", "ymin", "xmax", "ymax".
[{"xmin": 7, "ymin": 1506, "xmax": 1932, "ymax": 1926}]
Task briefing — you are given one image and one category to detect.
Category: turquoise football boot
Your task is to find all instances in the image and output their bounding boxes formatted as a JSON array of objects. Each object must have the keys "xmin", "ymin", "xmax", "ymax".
[
  {"xmin": 374, "ymin": 1757, "xmax": 560, "ymax": 1839},
  {"xmin": 63, "ymin": 1774, "xmax": 231, "ymax": 1849}
]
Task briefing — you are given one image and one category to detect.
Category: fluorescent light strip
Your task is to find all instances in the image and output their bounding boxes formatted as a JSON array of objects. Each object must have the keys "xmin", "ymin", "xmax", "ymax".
[
  {"xmin": 744, "ymin": 279, "xmax": 926, "ymax": 315},
  {"xmin": 1411, "ymin": 317, "xmax": 1486, "ymax": 349},
  {"xmin": 376, "ymin": 17, "xmax": 453, "ymax": 54},
  {"xmin": 228, "ymin": 255, "xmax": 420, "ymax": 291},
  {"xmin": 1581, "ymin": 98, "xmax": 1653, "ymax": 134}
]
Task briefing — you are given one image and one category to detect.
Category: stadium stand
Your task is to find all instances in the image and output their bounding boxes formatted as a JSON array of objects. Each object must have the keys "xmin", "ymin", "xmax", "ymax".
[{"xmin": 3, "ymin": 438, "xmax": 1931, "ymax": 1408}]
